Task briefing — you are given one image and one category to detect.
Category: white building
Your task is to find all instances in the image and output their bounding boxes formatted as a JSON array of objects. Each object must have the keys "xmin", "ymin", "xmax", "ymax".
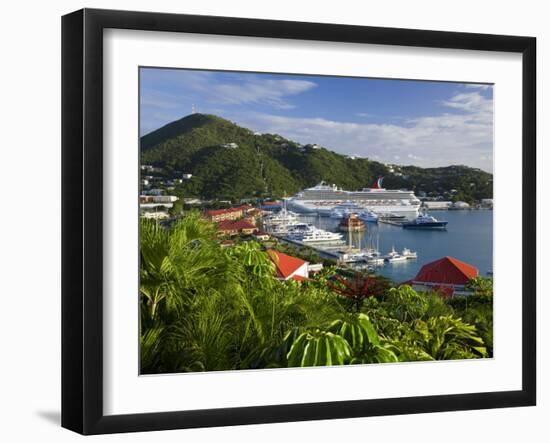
[
  {"xmin": 452, "ymin": 201, "xmax": 470, "ymax": 209},
  {"xmin": 141, "ymin": 211, "xmax": 170, "ymax": 220},
  {"xmin": 423, "ymin": 201, "xmax": 452, "ymax": 210},
  {"xmin": 144, "ymin": 188, "xmax": 164, "ymax": 196},
  {"xmin": 140, "ymin": 195, "xmax": 178, "ymax": 204}
]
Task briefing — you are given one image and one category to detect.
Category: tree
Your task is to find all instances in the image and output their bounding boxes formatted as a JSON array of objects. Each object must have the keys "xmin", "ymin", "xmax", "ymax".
[{"xmin": 327, "ymin": 271, "xmax": 390, "ymax": 311}]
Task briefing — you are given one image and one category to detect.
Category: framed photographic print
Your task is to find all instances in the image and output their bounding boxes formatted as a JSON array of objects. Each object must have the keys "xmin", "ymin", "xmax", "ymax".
[{"xmin": 61, "ymin": 8, "xmax": 536, "ymax": 435}]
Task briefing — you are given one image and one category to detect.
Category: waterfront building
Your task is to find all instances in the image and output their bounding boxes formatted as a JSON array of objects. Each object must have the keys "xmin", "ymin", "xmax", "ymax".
[
  {"xmin": 139, "ymin": 195, "xmax": 178, "ymax": 211},
  {"xmin": 408, "ymin": 256, "xmax": 478, "ymax": 298},
  {"xmin": 452, "ymin": 201, "xmax": 471, "ymax": 209},
  {"xmin": 423, "ymin": 201, "xmax": 452, "ymax": 210}
]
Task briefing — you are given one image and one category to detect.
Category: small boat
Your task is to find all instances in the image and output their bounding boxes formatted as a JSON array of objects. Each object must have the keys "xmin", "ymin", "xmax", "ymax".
[
  {"xmin": 402, "ymin": 212, "xmax": 448, "ymax": 229},
  {"xmin": 401, "ymin": 248, "xmax": 417, "ymax": 259},
  {"xmin": 357, "ymin": 209, "xmax": 379, "ymax": 223},
  {"xmin": 338, "ymin": 214, "xmax": 366, "ymax": 232},
  {"xmin": 384, "ymin": 246, "xmax": 408, "ymax": 263},
  {"xmin": 364, "ymin": 252, "xmax": 385, "ymax": 265}
]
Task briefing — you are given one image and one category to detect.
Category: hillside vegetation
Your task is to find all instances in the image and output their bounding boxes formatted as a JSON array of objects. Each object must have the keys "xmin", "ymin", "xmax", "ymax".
[{"xmin": 141, "ymin": 113, "xmax": 492, "ymax": 202}]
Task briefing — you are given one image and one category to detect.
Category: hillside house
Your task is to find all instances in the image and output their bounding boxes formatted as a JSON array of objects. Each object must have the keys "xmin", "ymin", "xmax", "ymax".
[
  {"xmin": 267, "ymin": 250, "xmax": 309, "ymax": 282},
  {"xmin": 217, "ymin": 219, "xmax": 258, "ymax": 236},
  {"xmin": 205, "ymin": 207, "xmax": 243, "ymax": 222}
]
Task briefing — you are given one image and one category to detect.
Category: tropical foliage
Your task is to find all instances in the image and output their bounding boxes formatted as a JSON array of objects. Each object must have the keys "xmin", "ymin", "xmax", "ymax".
[{"xmin": 140, "ymin": 213, "xmax": 493, "ymax": 373}]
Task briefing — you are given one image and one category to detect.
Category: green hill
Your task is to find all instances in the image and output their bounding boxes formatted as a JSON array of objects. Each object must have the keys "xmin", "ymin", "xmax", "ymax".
[{"xmin": 140, "ymin": 113, "xmax": 492, "ymax": 202}]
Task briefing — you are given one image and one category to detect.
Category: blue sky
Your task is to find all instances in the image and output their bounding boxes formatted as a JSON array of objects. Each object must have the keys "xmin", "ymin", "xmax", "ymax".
[{"xmin": 140, "ymin": 68, "xmax": 494, "ymax": 172}]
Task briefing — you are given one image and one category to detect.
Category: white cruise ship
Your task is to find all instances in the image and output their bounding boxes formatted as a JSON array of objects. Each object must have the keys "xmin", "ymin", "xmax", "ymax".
[{"xmin": 287, "ymin": 179, "xmax": 420, "ymax": 217}]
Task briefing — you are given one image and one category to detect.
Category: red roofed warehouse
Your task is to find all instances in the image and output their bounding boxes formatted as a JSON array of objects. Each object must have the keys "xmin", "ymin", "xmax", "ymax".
[
  {"xmin": 267, "ymin": 250, "xmax": 310, "ymax": 281},
  {"xmin": 410, "ymin": 256, "xmax": 478, "ymax": 298},
  {"xmin": 217, "ymin": 219, "xmax": 258, "ymax": 236}
]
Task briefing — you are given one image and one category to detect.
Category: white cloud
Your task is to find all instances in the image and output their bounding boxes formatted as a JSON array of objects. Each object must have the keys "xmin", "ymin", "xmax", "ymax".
[
  {"xmin": 464, "ymin": 84, "xmax": 492, "ymax": 90},
  {"xmin": 211, "ymin": 78, "xmax": 316, "ymax": 109},
  {"xmin": 169, "ymin": 71, "xmax": 317, "ymax": 109},
  {"xmin": 232, "ymin": 90, "xmax": 493, "ymax": 171}
]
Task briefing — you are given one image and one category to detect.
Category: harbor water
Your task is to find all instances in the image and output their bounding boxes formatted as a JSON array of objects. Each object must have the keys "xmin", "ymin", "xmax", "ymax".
[{"xmin": 298, "ymin": 210, "xmax": 493, "ymax": 283}]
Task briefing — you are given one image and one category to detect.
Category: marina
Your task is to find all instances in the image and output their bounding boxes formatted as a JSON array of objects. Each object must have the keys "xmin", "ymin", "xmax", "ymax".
[{"xmin": 264, "ymin": 209, "xmax": 492, "ymax": 282}]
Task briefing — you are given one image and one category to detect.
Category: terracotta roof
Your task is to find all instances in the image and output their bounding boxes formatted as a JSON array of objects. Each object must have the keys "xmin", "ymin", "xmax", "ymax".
[
  {"xmin": 267, "ymin": 250, "xmax": 307, "ymax": 280},
  {"xmin": 413, "ymin": 256, "xmax": 478, "ymax": 286},
  {"xmin": 218, "ymin": 219, "xmax": 257, "ymax": 231},
  {"xmin": 206, "ymin": 207, "xmax": 243, "ymax": 216}
]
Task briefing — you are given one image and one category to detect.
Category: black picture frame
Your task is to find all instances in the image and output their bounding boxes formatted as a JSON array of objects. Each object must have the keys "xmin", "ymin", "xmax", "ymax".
[{"xmin": 62, "ymin": 8, "xmax": 537, "ymax": 435}]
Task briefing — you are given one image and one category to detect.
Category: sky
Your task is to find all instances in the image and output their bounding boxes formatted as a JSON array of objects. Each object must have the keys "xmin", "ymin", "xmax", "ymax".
[{"xmin": 140, "ymin": 68, "xmax": 494, "ymax": 172}]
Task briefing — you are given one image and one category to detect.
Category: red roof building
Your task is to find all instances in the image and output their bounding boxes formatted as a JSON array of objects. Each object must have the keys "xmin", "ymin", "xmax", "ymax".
[
  {"xmin": 217, "ymin": 219, "xmax": 258, "ymax": 236},
  {"xmin": 235, "ymin": 204, "xmax": 254, "ymax": 213},
  {"xmin": 205, "ymin": 207, "xmax": 243, "ymax": 222},
  {"xmin": 267, "ymin": 250, "xmax": 309, "ymax": 281},
  {"xmin": 252, "ymin": 231, "xmax": 271, "ymax": 241},
  {"xmin": 410, "ymin": 256, "xmax": 478, "ymax": 298}
]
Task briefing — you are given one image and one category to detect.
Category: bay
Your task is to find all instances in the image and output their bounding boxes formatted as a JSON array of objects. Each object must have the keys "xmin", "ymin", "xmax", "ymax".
[{"xmin": 298, "ymin": 210, "xmax": 493, "ymax": 283}]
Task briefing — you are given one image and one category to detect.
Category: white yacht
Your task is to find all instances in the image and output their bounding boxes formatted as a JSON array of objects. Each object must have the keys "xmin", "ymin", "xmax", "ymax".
[
  {"xmin": 384, "ymin": 246, "xmax": 408, "ymax": 263},
  {"xmin": 263, "ymin": 199, "xmax": 301, "ymax": 234},
  {"xmin": 401, "ymin": 248, "xmax": 417, "ymax": 259},
  {"xmin": 285, "ymin": 223, "xmax": 344, "ymax": 244},
  {"xmin": 365, "ymin": 253, "xmax": 385, "ymax": 266},
  {"xmin": 267, "ymin": 221, "xmax": 300, "ymax": 235},
  {"xmin": 357, "ymin": 209, "xmax": 379, "ymax": 223},
  {"xmin": 287, "ymin": 179, "xmax": 421, "ymax": 217},
  {"xmin": 328, "ymin": 200, "xmax": 362, "ymax": 219},
  {"xmin": 263, "ymin": 209, "xmax": 299, "ymax": 226}
]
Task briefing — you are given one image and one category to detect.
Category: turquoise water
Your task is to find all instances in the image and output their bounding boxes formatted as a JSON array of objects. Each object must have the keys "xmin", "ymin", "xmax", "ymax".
[{"xmin": 299, "ymin": 210, "xmax": 493, "ymax": 283}]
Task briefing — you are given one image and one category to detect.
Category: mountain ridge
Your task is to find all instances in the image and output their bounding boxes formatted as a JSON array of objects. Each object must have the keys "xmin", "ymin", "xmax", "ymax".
[{"xmin": 140, "ymin": 114, "xmax": 493, "ymax": 202}]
